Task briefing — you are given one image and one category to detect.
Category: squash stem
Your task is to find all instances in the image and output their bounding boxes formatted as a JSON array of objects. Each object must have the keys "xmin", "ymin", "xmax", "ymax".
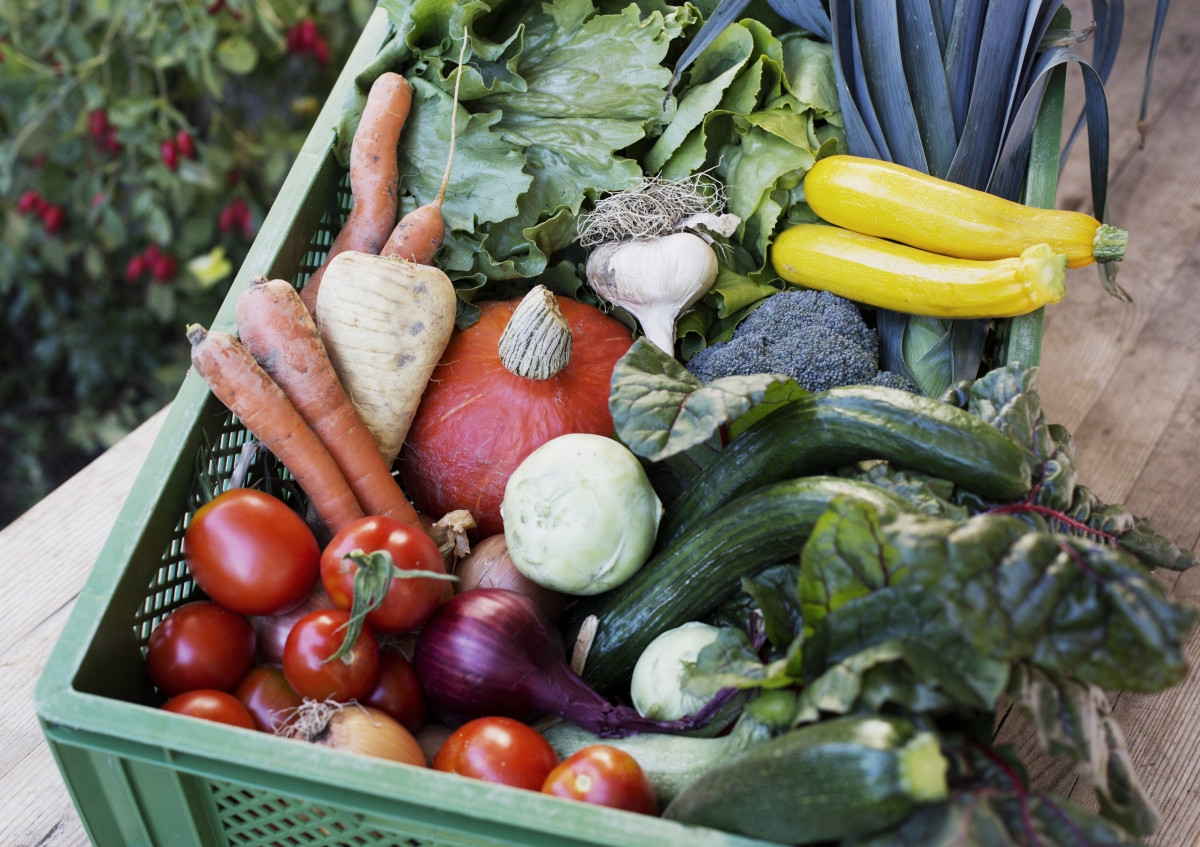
[
  {"xmin": 1092, "ymin": 223, "xmax": 1129, "ymax": 263},
  {"xmin": 498, "ymin": 285, "xmax": 573, "ymax": 379},
  {"xmin": 898, "ymin": 732, "xmax": 950, "ymax": 803}
]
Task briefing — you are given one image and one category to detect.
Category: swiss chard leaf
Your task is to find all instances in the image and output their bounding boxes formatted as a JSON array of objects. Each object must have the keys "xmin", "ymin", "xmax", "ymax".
[
  {"xmin": 921, "ymin": 520, "xmax": 1198, "ymax": 692},
  {"xmin": 1007, "ymin": 663, "xmax": 1161, "ymax": 836},
  {"xmin": 798, "ymin": 496, "xmax": 913, "ymax": 637},
  {"xmin": 608, "ymin": 338, "xmax": 802, "ymax": 462},
  {"xmin": 794, "ymin": 636, "xmax": 1010, "ymax": 725},
  {"xmin": 848, "ymin": 789, "xmax": 1142, "ymax": 846},
  {"xmin": 851, "ymin": 462, "xmax": 970, "ymax": 520},
  {"xmin": 967, "ymin": 363, "xmax": 1197, "ymax": 572},
  {"xmin": 740, "ymin": 564, "xmax": 804, "ymax": 650},
  {"xmin": 801, "ymin": 580, "xmax": 1011, "ymax": 713}
]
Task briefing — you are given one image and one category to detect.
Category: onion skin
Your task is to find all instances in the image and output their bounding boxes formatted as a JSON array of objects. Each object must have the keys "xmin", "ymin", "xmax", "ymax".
[
  {"xmin": 249, "ymin": 586, "xmax": 335, "ymax": 665},
  {"xmin": 313, "ymin": 704, "xmax": 426, "ymax": 767},
  {"xmin": 413, "ymin": 588, "xmax": 725, "ymax": 738},
  {"xmin": 454, "ymin": 535, "xmax": 566, "ymax": 620}
]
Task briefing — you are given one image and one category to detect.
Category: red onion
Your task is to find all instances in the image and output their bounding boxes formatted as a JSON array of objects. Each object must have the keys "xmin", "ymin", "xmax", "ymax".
[{"xmin": 412, "ymin": 587, "xmax": 731, "ymax": 738}]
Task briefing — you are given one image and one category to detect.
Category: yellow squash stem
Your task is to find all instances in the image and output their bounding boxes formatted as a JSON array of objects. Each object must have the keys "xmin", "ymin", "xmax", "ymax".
[
  {"xmin": 771, "ymin": 224, "xmax": 1067, "ymax": 319},
  {"xmin": 804, "ymin": 154, "xmax": 1127, "ymax": 268}
]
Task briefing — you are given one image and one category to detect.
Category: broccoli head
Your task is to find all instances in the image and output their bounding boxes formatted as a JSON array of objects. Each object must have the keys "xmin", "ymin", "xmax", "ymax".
[{"xmin": 685, "ymin": 289, "xmax": 916, "ymax": 393}]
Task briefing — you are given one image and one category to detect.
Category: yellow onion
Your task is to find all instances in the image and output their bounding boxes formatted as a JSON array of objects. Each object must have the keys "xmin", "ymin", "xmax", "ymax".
[
  {"xmin": 454, "ymin": 534, "xmax": 566, "ymax": 620},
  {"xmin": 286, "ymin": 701, "xmax": 426, "ymax": 768}
]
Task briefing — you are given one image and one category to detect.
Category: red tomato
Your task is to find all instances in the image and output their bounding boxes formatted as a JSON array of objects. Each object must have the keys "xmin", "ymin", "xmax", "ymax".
[
  {"xmin": 320, "ymin": 516, "xmax": 446, "ymax": 634},
  {"xmin": 184, "ymin": 488, "xmax": 320, "ymax": 616},
  {"xmin": 234, "ymin": 665, "xmax": 304, "ymax": 733},
  {"xmin": 145, "ymin": 601, "xmax": 256, "ymax": 696},
  {"xmin": 541, "ymin": 745, "xmax": 658, "ymax": 815},
  {"xmin": 162, "ymin": 689, "xmax": 256, "ymax": 730},
  {"xmin": 282, "ymin": 609, "xmax": 379, "ymax": 702},
  {"xmin": 362, "ymin": 650, "xmax": 426, "ymax": 733},
  {"xmin": 433, "ymin": 716, "xmax": 560, "ymax": 790}
]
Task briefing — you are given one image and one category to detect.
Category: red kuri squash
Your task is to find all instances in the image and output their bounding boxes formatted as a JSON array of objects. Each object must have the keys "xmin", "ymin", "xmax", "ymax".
[{"xmin": 397, "ymin": 286, "xmax": 634, "ymax": 537}]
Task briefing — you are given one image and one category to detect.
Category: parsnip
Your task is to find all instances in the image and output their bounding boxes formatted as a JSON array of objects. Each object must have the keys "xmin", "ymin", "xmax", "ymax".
[{"xmin": 314, "ymin": 251, "xmax": 458, "ymax": 466}]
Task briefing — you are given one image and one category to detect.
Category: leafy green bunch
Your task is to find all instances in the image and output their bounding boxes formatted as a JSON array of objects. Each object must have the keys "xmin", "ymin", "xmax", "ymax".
[
  {"xmin": 0, "ymin": 0, "xmax": 373, "ymax": 524},
  {"xmin": 353, "ymin": 0, "xmax": 843, "ymax": 336},
  {"xmin": 607, "ymin": 346, "xmax": 1195, "ymax": 843}
]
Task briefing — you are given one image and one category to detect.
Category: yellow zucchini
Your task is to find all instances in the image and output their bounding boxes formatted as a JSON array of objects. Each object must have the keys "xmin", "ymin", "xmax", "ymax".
[
  {"xmin": 804, "ymin": 154, "xmax": 1127, "ymax": 268},
  {"xmin": 770, "ymin": 223, "xmax": 1067, "ymax": 319}
]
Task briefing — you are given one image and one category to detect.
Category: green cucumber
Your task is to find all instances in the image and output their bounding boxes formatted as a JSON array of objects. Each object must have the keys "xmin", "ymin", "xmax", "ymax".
[
  {"xmin": 663, "ymin": 714, "xmax": 949, "ymax": 843},
  {"xmin": 567, "ymin": 476, "xmax": 913, "ymax": 692},
  {"xmin": 659, "ymin": 385, "xmax": 1032, "ymax": 546}
]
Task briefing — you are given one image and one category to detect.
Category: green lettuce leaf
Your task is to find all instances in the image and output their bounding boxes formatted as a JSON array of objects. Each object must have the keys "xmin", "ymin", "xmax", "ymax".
[{"xmin": 360, "ymin": 0, "xmax": 697, "ymax": 307}]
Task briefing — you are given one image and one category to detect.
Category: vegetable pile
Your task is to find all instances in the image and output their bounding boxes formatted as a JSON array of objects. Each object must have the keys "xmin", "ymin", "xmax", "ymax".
[{"xmin": 157, "ymin": 1, "xmax": 1197, "ymax": 844}]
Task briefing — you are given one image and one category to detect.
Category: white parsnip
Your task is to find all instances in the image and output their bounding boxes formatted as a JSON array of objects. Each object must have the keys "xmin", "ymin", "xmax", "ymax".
[{"xmin": 315, "ymin": 251, "xmax": 458, "ymax": 466}]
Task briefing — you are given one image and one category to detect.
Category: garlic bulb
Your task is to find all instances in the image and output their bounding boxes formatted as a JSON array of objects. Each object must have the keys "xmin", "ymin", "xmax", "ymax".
[{"xmin": 585, "ymin": 232, "xmax": 718, "ymax": 355}]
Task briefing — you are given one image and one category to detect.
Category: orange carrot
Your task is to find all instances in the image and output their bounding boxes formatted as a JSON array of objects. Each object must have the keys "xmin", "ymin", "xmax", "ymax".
[
  {"xmin": 380, "ymin": 31, "xmax": 467, "ymax": 264},
  {"xmin": 301, "ymin": 72, "xmax": 413, "ymax": 315},
  {"xmin": 236, "ymin": 276, "xmax": 422, "ymax": 528},
  {"xmin": 187, "ymin": 323, "xmax": 364, "ymax": 534}
]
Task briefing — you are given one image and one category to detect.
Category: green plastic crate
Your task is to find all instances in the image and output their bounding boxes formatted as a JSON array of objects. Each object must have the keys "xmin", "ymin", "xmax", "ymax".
[{"xmin": 34, "ymin": 8, "xmax": 1060, "ymax": 846}]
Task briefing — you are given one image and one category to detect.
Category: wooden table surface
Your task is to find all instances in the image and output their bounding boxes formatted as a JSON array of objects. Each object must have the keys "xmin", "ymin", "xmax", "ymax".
[{"xmin": 4, "ymin": 2, "xmax": 1198, "ymax": 844}]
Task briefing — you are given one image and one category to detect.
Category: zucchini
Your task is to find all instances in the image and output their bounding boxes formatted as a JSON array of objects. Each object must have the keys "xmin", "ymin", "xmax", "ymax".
[
  {"xmin": 663, "ymin": 714, "xmax": 949, "ymax": 843},
  {"xmin": 567, "ymin": 476, "xmax": 914, "ymax": 692},
  {"xmin": 659, "ymin": 384, "xmax": 1031, "ymax": 547},
  {"xmin": 804, "ymin": 154, "xmax": 1127, "ymax": 268},
  {"xmin": 541, "ymin": 710, "xmax": 772, "ymax": 807},
  {"xmin": 771, "ymin": 223, "xmax": 1067, "ymax": 319}
]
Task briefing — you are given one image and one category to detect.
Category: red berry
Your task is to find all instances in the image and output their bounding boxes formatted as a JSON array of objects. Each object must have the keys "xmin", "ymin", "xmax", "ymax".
[
  {"xmin": 312, "ymin": 37, "xmax": 330, "ymax": 65},
  {"xmin": 218, "ymin": 204, "xmax": 235, "ymax": 234},
  {"xmin": 103, "ymin": 127, "xmax": 121, "ymax": 155},
  {"xmin": 286, "ymin": 24, "xmax": 302, "ymax": 53},
  {"xmin": 151, "ymin": 254, "xmax": 177, "ymax": 282},
  {"xmin": 299, "ymin": 19, "xmax": 318, "ymax": 50},
  {"xmin": 41, "ymin": 205, "xmax": 65, "ymax": 234},
  {"xmin": 125, "ymin": 255, "xmax": 147, "ymax": 281},
  {"xmin": 91, "ymin": 192, "xmax": 106, "ymax": 207},
  {"xmin": 144, "ymin": 244, "xmax": 162, "ymax": 264},
  {"xmin": 17, "ymin": 190, "xmax": 40, "ymax": 214},
  {"xmin": 161, "ymin": 138, "xmax": 179, "ymax": 171},
  {"xmin": 176, "ymin": 130, "xmax": 195, "ymax": 159},
  {"xmin": 88, "ymin": 109, "xmax": 108, "ymax": 139}
]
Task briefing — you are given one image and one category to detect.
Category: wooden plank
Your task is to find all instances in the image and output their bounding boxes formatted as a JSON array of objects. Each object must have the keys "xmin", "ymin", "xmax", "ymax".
[
  {"xmin": 0, "ymin": 408, "xmax": 166, "ymax": 847},
  {"xmin": 999, "ymin": 5, "xmax": 1200, "ymax": 844}
]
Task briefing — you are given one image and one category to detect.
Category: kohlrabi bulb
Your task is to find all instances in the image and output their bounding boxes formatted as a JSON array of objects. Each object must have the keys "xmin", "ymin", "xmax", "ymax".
[
  {"xmin": 629, "ymin": 621, "xmax": 724, "ymax": 721},
  {"xmin": 500, "ymin": 433, "xmax": 663, "ymax": 595}
]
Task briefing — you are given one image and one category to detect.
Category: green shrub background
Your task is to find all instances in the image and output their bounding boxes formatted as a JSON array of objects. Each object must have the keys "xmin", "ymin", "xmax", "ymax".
[{"xmin": 0, "ymin": 0, "xmax": 376, "ymax": 527}]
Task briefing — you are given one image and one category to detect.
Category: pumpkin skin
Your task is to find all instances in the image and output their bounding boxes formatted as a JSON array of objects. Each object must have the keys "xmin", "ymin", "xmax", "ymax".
[{"xmin": 397, "ymin": 296, "xmax": 634, "ymax": 537}]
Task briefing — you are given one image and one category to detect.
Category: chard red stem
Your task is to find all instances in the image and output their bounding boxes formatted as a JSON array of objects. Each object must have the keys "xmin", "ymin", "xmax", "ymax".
[
  {"xmin": 969, "ymin": 740, "xmax": 1042, "ymax": 846},
  {"xmin": 987, "ymin": 501, "xmax": 1122, "ymax": 546}
]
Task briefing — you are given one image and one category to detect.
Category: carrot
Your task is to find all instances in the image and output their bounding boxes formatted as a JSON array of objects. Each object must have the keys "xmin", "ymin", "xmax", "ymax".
[
  {"xmin": 236, "ymin": 276, "xmax": 423, "ymax": 528},
  {"xmin": 187, "ymin": 324, "xmax": 365, "ymax": 534},
  {"xmin": 301, "ymin": 72, "xmax": 413, "ymax": 315},
  {"xmin": 379, "ymin": 30, "xmax": 467, "ymax": 264}
]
